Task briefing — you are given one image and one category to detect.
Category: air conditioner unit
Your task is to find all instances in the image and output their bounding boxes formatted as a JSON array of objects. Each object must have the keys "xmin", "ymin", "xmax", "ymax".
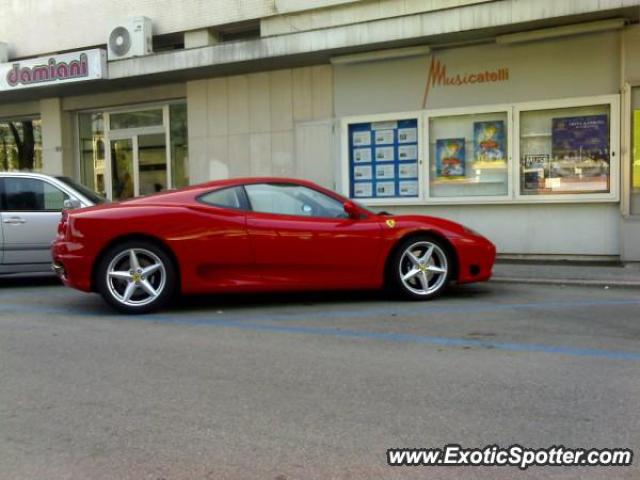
[{"xmin": 108, "ymin": 16, "xmax": 153, "ymax": 61}]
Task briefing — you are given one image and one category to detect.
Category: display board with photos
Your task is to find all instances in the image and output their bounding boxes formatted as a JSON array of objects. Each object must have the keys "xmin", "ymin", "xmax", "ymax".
[
  {"xmin": 429, "ymin": 112, "xmax": 509, "ymax": 198},
  {"xmin": 519, "ymin": 105, "xmax": 610, "ymax": 195},
  {"xmin": 349, "ymin": 118, "xmax": 419, "ymax": 199}
]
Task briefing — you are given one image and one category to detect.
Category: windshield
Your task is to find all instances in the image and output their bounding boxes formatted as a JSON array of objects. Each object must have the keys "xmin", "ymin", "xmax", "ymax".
[{"xmin": 55, "ymin": 176, "xmax": 107, "ymax": 204}]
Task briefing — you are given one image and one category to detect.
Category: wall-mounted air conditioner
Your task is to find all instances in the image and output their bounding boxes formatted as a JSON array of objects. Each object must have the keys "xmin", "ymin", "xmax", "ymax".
[{"xmin": 108, "ymin": 16, "xmax": 153, "ymax": 61}]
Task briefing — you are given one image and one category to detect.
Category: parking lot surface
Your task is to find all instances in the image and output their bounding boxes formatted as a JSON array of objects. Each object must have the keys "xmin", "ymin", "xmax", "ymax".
[{"xmin": 1, "ymin": 278, "xmax": 639, "ymax": 479}]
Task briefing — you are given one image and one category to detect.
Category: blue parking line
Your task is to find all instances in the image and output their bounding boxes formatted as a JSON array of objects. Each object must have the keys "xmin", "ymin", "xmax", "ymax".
[
  {"xmin": 1, "ymin": 299, "xmax": 640, "ymax": 362},
  {"xmin": 131, "ymin": 316, "xmax": 640, "ymax": 362}
]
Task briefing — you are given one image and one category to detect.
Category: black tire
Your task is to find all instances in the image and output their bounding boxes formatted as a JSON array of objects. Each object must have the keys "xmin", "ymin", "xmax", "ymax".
[
  {"xmin": 387, "ymin": 235, "xmax": 453, "ymax": 300},
  {"xmin": 96, "ymin": 240, "xmax": 177, "ymax": 314}
]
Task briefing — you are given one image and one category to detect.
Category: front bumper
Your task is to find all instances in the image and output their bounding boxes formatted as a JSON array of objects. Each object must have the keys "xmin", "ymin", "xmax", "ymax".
[{"xmin": 452, "ymin": 235, "xmax": 496, "ymax": 284}]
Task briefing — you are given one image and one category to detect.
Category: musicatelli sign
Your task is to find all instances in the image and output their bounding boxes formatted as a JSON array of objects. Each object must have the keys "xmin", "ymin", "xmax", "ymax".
[
  {"xmin": 422, "ymin": 57, "xmax": 510, "ymax": 107},
  {"xmin": 0, "ymin": 49, "xmax": 107, "ymax": 91}
]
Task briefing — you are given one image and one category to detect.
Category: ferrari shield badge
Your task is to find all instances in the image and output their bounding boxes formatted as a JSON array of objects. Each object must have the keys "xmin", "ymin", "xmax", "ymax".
[{"xmin": 385, "ymin": 219, "xmax": 396, "ymax": 228}]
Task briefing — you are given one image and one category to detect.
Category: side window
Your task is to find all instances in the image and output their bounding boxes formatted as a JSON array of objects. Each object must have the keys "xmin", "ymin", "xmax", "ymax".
[
  {"xmin": 199, "ymin": 186, "xmax": 247, "ymax": 210},
  {"xmin": 3, "ymin": 178, "xmax": 68, "ymax": 211},
  {"xmin": 245, "ymin": 183, "xmax": 347, "ymax": 219}
]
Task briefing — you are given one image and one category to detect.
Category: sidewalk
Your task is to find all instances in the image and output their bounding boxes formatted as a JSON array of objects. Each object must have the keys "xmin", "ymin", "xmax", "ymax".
[{"xmin": 491, "ymin": 261, "xmax": 640, "ymax": 288}]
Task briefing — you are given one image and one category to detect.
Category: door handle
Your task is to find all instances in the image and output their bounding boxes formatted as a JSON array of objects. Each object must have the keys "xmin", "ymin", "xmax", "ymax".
[{"xmin": 2, "ymin": 217, "xmax": 27, "ymax": 225}]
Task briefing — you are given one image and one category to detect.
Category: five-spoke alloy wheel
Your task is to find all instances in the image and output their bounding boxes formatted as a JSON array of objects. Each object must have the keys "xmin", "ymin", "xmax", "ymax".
[
  {"xmin": 97, "ymin": 241, "xmax": 177, "ymax": 314},
  {"xmin": 390, "ymin": 236, "xmax": 452, "ymax": 300}
]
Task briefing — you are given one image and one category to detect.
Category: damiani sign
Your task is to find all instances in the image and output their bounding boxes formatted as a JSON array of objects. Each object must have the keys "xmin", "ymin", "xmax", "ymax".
[
  {"xmin": 0, "ymin": 49, "xmax": 107, "ymax": 91},
  {"xmin": 422, "ymin": 57, "xmax": 509, "ymax": 107}
]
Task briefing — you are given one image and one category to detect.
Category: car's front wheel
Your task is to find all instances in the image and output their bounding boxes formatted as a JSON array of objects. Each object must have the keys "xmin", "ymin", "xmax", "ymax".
[
  {"xmin": 389, "ymin": 236, "xmax": 452, "ymax": 300},
  {"xmin": 96, "ymin": 241, "xmax": 177, "ymax": 314}
]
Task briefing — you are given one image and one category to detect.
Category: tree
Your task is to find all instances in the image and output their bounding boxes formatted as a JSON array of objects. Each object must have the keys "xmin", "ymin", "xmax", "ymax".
[{"xmin": 8, "ymin": 121, "xmax": 35, "ymax": 171}]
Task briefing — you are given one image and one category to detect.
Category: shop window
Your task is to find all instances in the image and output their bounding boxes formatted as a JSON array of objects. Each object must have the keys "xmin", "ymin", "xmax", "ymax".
[
  {"xmin": 428, "ymin": 110, "xmax": 509, "ymax": 198},
  {"xmin": 169, "ymin": 103, "xmax": 189, "ymax": 188},
  {"xmin": 631, "ymin": 88, "xmax": 640, "ymax": 214},
  {"xmin": 347, "ymin": 117, "xmax": 420, "ymax": 200},
  {"xmin": 518, "ymin": 104, "xmax": 611, "ymax": 196},
  {"xmin": 78, "ymin": 112, "xmax": 106, "ymax": 197},
  {"xmin": 0, "ymin": 119, "xmax": 42, "ymax": 172}
]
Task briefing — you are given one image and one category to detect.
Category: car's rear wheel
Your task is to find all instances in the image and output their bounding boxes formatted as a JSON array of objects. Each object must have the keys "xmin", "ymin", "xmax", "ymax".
[
  {"xmin": 96, "ymin": 241, "xmax": 176, "ymax": 314},
  {"xmin": 389, "ymin": 236, "xmax": 452, "ymax": 300}
]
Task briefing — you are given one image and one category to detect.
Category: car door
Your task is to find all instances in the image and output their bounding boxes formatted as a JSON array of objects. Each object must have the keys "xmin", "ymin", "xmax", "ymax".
[
  {"xmin": 0, "ymin": 176, "xmax": 69, "ymax": 266},
  {"xmin": 244, "ymin": 183, "xmax": 384, "ymax": 289}
]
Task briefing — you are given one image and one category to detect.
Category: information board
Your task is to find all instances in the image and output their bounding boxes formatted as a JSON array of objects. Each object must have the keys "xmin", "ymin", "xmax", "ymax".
[{"xmin": 348, "ymin": 118, "xmax": 419, "ymax": 199}]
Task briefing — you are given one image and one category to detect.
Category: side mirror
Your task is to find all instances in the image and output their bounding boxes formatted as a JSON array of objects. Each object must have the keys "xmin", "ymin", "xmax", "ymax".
[
  {"xmin": 63, "ymin": 198, "xmax": 82, "ymax": 210},
  {"xmin": 343, "ymin": 201, "xmax": 360, "ymax": 219}
]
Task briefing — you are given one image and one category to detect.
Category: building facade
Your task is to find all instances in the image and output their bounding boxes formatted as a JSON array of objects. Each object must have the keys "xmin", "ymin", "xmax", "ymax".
[{"xmin": 1, "ymin": 0, "xmax": 640, "ymax": 260}]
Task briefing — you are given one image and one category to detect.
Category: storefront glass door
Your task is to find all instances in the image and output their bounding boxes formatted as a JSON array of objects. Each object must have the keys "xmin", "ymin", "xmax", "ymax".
[
  {"xmin": 110, "ymin": 137, "xmax": 135, "ymax": 200},
  {"xmin": 107, "ymin": 131, "xmax": 169, "ymax": 201},
  {"xmin": 79, "ymin": 104, "xmax": 187, "ymax": 201}
]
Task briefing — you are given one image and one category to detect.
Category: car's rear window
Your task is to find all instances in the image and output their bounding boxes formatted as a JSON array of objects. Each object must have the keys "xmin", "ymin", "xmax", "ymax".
[{"xmin": 55, "ymin": 176, "xmax": 107, "ymax": 204}]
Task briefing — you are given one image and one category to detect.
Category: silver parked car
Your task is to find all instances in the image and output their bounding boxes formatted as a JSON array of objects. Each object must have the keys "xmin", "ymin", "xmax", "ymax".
[{"xmin": 0, "ymin": 172, "xmax": 105, "ymax": 275}]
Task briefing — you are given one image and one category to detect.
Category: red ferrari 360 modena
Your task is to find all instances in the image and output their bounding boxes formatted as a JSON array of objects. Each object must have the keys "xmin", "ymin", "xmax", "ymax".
[{"xmin": 52, "ymin": 177, "xmax": 496, "ymax": 313}]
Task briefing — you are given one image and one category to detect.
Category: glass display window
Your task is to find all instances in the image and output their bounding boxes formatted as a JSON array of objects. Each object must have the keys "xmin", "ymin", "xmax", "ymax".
[
  {"xmin": 342, "ymin": 112, "xmax": 422, "ymax": 203},
  {"xmin": 519, "ymin": 105, "xmax": 611, "ymax": 195},
  {"xmin": 630, "ymin": 87, "xmax": 640, "ymax": 215},
  {"xmin": 426, "ymin": 107, "xmax": 511, "ymax": 200},
  {"xmin": 340, "ymin": 95, "xmax": 618, "ymax": 206}
]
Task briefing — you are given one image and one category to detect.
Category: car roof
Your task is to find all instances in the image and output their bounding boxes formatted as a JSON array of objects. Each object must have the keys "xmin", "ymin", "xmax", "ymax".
[
  {"xmin": 195, "ymin": 176, "xmax": 322, "ymax": 190},
  {"xmin": 0, "ymin": 171, "xmax": 61, "ymax": 179}
]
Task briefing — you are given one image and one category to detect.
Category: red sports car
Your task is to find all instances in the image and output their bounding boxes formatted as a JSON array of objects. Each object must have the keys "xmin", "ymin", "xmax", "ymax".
[{"xmin": 52, "ymin": 178, "xmax": 495, "ymax": 313}]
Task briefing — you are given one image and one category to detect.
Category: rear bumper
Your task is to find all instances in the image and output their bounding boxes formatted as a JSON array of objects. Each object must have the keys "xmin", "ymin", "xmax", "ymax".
[
  {"xmin": 452, "ymin": 235, "xmax": 496, "ymax": 284},
  {"xmin": 51, "ymin": 240, "xmax": 93, "ymax": 292}
]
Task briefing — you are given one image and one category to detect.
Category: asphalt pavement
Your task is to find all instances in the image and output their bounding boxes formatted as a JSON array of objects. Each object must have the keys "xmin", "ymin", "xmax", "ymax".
[{"xmin": 0, "ymin": 277, "xmax": 639, "ymax": 479}]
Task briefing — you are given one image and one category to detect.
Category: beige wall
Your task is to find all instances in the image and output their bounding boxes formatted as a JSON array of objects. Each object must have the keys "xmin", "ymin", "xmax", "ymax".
[
  {"xmin": 186, "ymin": 65, "xmax": 335, "ymax": 188},
  {"xmin": 263, "ymin": 0, "xmax": 494, "ymax": 36},
  {"xmin": 335, "ymin": 31, "xmax": 621, "ymax": 116}
]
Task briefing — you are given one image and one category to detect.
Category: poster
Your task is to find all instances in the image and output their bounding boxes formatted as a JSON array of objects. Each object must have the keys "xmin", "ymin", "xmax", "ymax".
[
  {"xmin": 374, "ymin": 130, "xmax": 394, "ymax": 145},
  {"xmin": 398, "ymin": 145, "xmax": 417, "ymax": 161},
  {"xmin": 398, "ymin": 128, "xmax": 417, "ymax": 143},
  {"xmin": 376, "ymin": 164, "xmax": 395, "ymax": 179},
  {"xmin": 353, "ymin": 165, "xmax": 372, "ymax": 180},
  {"xmin": 399, "ymin": 163, "xmax": 418, "ymax": 178},
  {"xmin": 353, "ymin": 148, "xmax": 371, "ymax": 164},
  {"xmin": 522, "ymin": 154, "xmax": 550, "ymax": 193},
  {"xmin": 352, "ymin": 131, "xmax": 371, "ymax": 146},
  {"xmin": 376, "ymin": 182, "xmax": 396, "ymax": 197},
  {"xmin": 353, "ymin": 182, "xmax": 372, "ymax": 198},
  {"xmin": 551, "ymin": 115, "xmax": 609, "ymax": 166},
  {"xmin": 399, "ymin": 181, "xmax": 418, "ymax": 196},
  {"xmin": 474, "ymin": 121, "xmax": 505, "ymax": 164},
  {"xmin": 375, "ymin": 146, "xmax": 395, "ymax": 162},
  {"xmin": 436, "ymin": 138, "xmax": 466, "ymax": 178}
]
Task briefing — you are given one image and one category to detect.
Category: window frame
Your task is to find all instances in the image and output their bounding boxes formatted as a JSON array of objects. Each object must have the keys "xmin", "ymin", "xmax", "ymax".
[
  {"xmin": 0, "ymin": 176, "xmax": 69, "ymax": 213},
  {"xmin": 622, "ymin": 83, "xmax": 640, "ymax": 218},
  {"xmin": 197, "ymin": 185, "xmax": 251, "ymax": 211},
  {"xmin": 244, "ymin": 182, "xmax": 349, "ymax": 220},
  {"xmin": 513, "ymin": 94, "xmax": 620, "ymax": 204},
  {"xmin": 424, "ymin": 103, "xmax": 514, "ymax": 204},
  {"xmin": 340, "ymin": 110, "xmax": 424, "ymax": 207}
]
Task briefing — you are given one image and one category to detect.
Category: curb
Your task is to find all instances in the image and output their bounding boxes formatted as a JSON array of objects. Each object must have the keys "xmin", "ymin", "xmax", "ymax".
[{"xmin": 490, "ymin": 277, "xmax": 640, "ymax": 289}]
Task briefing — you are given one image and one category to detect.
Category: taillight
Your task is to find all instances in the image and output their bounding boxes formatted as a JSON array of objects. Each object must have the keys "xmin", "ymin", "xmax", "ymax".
[{"xmin": 57, "ymin": 211, "xmax": 69, "ymax": 237}]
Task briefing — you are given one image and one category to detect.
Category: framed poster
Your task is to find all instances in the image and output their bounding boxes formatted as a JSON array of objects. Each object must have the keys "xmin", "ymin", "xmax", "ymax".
[
  {"xmin": 551, "ymin": 115, "xmax": 609, "ymax": 166},
  {"xmin": 474, "ymin": 121, "xmax": 505, "ymax": 165},
  {"xmin": 348, "ymin": 118, "xmax": 419, "ymax": 199},
  {"xmin": 436, "ymin": 138, "xmax": 465, "ymax": 178}
]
